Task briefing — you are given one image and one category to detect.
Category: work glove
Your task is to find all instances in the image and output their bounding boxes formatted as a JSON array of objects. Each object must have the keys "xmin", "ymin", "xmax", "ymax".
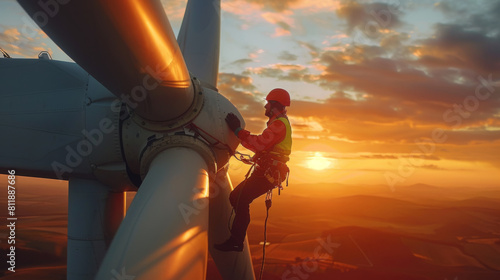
[{"xmin": 225, "ymin": 113, "xmax": 241, "ymax": 132}]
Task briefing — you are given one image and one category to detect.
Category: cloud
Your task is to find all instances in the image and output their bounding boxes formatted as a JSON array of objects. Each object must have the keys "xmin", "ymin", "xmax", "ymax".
[
  {"xmin": 222, "ymin": 0, "xmax": 341, "ymax": 35},
  {"xmin": 1, "ymin": 28, "xmax": 20, "ymax": 42},
  {"xmin": 225, "ymin": 0, "xmax": 340, "ymax": 13},
  {"xmin": 291, "ymin": 96, "xmax": 500, "ymax": 145},
  {"xmin": 380, "ymin": 32, "xmax": 410, "ymax": 50},
  {"xmin": 234, "ymin": 21, "xmax": 499, "ymax": 143},
  {"xmin": 245, "ymin": 0, "xmax": 300, "ymax": 12},
  {"xmin": 217, "ymin": 69, "xmax": 499, "ymax": 169},
  {"xmin": 416, "ymin": 23, "xmax": 500, "ymax": 73},
  {"xmin": 336, "ymin": 1, "xmax": 404, "ymax": 38},
  {"xmin": 272, "ymin": 26, "xmax": 292, "ymax": 37},
  {"xmin": 218, "ymin": 72, "xmax": 256, "ymax": 91},
  {"xmin": 215, "ymin": 1, "xmax": 500, "ymax": 169},
  {"xmin": 161, "ymin": 0, "xmax": 188, "ymax": 20},
  {"xmin": 260, "ymin": 11, "xmax": 295, "ymax": 37},
  {"xmin": 435, "ymin": 0, "xmax": 500, "ymax": 36},
  {"xmin": 298, "ymin": 41, "xmax": 321, "ymax": 58},
  {"xmin": 261, "ymin": 11, "xmax": 294, "ymax": 26},
  {"xmin": 307, "ymin": 37, "xmax": 500, "ymax": 128},
  {"xmin": 230, "ymin": 58, "xmax": 253, "ymax": 66},
  {"xmin": 278, "ymin": 50, "xmax": 298, "ymax": 61},
  {"xmin": 249, "ymin": 49, "xmax": 264, "ymax": 59},
  {"xmin": 217, "ymin": 73, "xmax": 265, "ymax": 126},
  {"xmin": 291, "ymin": 0, "xmax": 341, "ymax": 13},
  {"xmin": 244, "ymin": 63, "xmax": 316, "ymax": 82},
  {"xmin": 0, "ymin": 27, "xmax": 52, "ymax": 58}
]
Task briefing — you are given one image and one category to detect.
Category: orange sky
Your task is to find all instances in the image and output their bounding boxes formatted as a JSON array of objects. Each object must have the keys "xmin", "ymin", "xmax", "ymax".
[{"xmin": 1, "ymin": 0, "xmax": 499, "ymax": 189}]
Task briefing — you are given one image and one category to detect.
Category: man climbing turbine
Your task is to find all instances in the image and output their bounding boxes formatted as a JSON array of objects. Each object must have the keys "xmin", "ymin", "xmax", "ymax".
[{"xmin": 215, "ymin": 88, "xmax": 292, "ymax": 252}]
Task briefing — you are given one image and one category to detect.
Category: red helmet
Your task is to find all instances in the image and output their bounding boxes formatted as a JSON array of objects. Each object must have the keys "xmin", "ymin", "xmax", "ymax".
[{"xmin": 266, "ymin": 88, "xmax": 290, "ymax": 106}]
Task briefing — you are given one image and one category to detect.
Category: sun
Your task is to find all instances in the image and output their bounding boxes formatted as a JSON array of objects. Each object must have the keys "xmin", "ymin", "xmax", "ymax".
[{"xmin": 306, "ymin": 152, "xmax": 334, "ymax": 171}]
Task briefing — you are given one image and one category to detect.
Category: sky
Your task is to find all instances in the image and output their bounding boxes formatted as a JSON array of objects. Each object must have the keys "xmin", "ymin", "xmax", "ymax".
[{"xmin": 1, "ymin": 0, "xmax": 499, "ymax": 189}]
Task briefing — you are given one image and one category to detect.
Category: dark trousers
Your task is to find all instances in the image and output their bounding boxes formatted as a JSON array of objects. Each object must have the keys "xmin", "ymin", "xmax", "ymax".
[{"xmin": 229, "ymin": 168, "xmax": 274, "ymax": 245}]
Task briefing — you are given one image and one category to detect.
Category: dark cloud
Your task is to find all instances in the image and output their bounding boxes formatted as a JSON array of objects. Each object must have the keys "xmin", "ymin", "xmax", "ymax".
[
  {"xmin": 336, "ymin": 1, "xmax": 403, "ymax": 36},
  {"xmin": 281, "ymin": 68, "xmax": 309, "ymax": 81},
  {"xmin": 276, "ymin": 21, "xmax": 292, "ymax": 31},
  {"xmin": 435, "ymin": 1, "xmax": 470, "ymax": 18},
  {"xmin": 436, "ymin": 0, "xmax": 500, "ymax": 36},
  {"xmin": 417, "ymin": 23, "xmax": 500, "ymax": 73},
  {"xmin": 298, "ymin": 41, "xmax": 320, "ymax": 58},
  {"xmin": 345, "ymin": 44, "xmax": 386, "ymax": 62},
  {"xmin": 380, "ymin": 32, "xmax": 409, "ymax": 51},
  {"xmin": 230, "ymin": 58, "xmax": 253, "ymax": 65},
  {"xmin": 316, "ymin": 47, "xmax": 500, "ymax": 126},
  {"xmin": 278, "ymin": 51, "xmax": 298, "ymax": 61}
]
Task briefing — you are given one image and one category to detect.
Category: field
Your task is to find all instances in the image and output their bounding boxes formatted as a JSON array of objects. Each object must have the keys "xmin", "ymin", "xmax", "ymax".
[{"xmin": 1, "ymin": 176, "xmax": 499, "ymax": 280}]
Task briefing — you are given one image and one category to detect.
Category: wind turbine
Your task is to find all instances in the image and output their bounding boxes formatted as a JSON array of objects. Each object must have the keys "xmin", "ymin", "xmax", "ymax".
[{"xmin": 0, "ymin": 0, "xmax": 256, "ymax": 279}]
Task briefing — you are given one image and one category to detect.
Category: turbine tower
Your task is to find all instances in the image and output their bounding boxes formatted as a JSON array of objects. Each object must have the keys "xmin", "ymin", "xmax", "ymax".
[{"xmin": 0, "ymin": 0, "xmax": 255, "ymax": 279}]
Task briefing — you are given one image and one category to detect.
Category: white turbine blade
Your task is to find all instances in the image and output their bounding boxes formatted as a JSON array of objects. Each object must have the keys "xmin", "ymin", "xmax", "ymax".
[
  {"xmin": 17, "ymin": 0, "xmax": 193, "ymax": 121},
  {"xmin": 209, "ymin": 167, "xmax": 256, "ymax": 280},
  {"xmin": 0, "ymin": 59, "xmax": 89, "ymax": 178},
  {"xmin": 178, "ymin": 0, "xmax": 221, "ymax": 87},
  {"xmin": 95, "ymin": 147, "xmax": 209, "ymax": 280}
]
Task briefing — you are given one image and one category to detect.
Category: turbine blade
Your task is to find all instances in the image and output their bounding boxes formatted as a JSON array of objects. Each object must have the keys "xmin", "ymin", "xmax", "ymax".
[
  {"xmin": 95, "ymin": 147, "xmax": 209, "ymax": 279},
  {"xmin": 178, "ymin": 0, "xmax": 220, "ymax": 87},
  {"xmin": 209, "ymin": 167, "xmax": 256, "ymax": 280},
  {"xmin": 17, "ymin": 0, "xmax": 193, "ymax": 121},
  {"xmin": 0, "ymin": 59, "xmax": 90, "ymax": 179}
]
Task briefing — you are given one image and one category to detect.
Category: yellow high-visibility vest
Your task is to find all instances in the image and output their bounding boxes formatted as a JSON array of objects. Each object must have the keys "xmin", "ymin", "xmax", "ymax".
[{"xmin": 270, "ymin": 116, "xmax": 292, "ymax": 156}]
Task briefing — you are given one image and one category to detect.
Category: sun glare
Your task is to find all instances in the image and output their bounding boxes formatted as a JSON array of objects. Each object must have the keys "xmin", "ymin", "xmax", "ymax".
[{"xmin": 306, "ymin": 152, "xmax": 333, "ymax": 171}]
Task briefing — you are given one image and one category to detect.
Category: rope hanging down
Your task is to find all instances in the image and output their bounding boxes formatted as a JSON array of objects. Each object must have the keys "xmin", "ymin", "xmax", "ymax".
[{"xmin": 259, "ymin": 190, "xmax": 273, "ymax": 280}]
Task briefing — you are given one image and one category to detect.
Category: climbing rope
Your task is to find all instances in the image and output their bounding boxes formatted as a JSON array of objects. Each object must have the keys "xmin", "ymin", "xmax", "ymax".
[{"xmin": 259, "ymin": 190, "xmax": 273, "ymax": 280}]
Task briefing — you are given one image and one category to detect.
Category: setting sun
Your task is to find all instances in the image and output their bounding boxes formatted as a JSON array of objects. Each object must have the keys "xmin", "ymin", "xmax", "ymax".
[{"xmin": 306, "ymin": 152, "xmax": 334, "ymax": 170}]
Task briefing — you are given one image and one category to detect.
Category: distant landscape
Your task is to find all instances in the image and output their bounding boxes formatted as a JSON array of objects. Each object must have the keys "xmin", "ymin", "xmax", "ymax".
[
  {"xmin": 1, "ymin": 176, "xmax": 499, "ymax": 280},
  {"xmin": 244, "ymin": 183, "xmax": 500, "ymax": 280}
]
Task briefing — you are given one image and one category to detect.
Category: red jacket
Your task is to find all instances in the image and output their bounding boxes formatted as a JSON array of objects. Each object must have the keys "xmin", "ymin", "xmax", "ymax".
[{"xmin": 236, "ymin": 111, "xmax": 287, "ymax": 153}]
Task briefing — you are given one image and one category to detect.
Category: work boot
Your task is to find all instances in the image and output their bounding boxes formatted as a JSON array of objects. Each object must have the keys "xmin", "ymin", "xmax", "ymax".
[{"xmin": 214, "ymin": 237, "xmax": 243, "ymax": 252}]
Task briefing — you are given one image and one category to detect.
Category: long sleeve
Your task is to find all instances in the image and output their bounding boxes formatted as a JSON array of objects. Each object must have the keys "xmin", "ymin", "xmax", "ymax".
[{"xmin": 236, "ymin": 119, "xmax": 286, "ymax": 153}]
